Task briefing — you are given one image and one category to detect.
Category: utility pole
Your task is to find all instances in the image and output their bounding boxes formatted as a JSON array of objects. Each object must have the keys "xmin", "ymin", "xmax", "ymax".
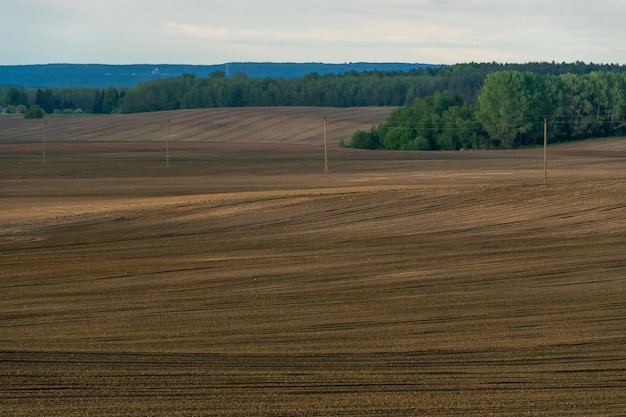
[
  {"xmin": 543, "ymin": 117, "xmax": 548, "ymax": 183},
  {"xmin": 42, "ymin": 119, "xmax": 47, "ymax": 163},
  {"xmin": 166, "ymin": 118, "xmax": 170, "ymax": 167},
  {"xmin": 323, "ymin": 115, "xmax": 328, "ymax": 172}
]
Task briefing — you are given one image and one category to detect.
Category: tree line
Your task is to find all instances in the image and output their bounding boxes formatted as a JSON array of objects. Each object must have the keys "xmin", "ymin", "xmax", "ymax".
[
  {"xmin": 0, "ymin": 63, "xmax": 430, "ymax": 88},
  {"xmin": 1, "ymin": 86, "xmax": 123, "ymax": 116},
  {"xmin": 2, "ymin": 61, "xmax": 626, "ymax": 148},
  {"xmin": 349, "ymin": 70, "xmax": 626, "ymax": 150},
  {"xmin": 2, "ymin": 61, "xmax": 624, "ymax": 114}
]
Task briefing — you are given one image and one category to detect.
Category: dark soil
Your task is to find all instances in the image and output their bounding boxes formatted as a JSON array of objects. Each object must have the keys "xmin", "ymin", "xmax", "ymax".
[{"xmin": 1, "ymin": 109, "xmax": 625, "ymax": 416}]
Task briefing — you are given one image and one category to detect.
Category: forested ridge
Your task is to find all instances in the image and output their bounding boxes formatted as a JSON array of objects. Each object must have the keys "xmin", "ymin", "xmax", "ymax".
[
  {"xmin": 3, "ymin": 61, "xmax": 626, "ymax": 149},
  {"xmin": 0, "ymin": 62, "xmax": 430, "ymax": 88}
]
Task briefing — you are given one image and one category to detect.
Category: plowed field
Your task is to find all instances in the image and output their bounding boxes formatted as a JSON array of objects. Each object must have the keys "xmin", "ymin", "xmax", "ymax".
[{"xmin": 1, "ymin": 108, "xmax": 625, "ymax": 416}]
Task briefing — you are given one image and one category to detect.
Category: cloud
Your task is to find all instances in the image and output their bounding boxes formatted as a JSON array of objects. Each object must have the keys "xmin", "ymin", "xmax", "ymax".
[{"xmin": 3, "ymin": 0, "xmax": 626, "ymax": 64}]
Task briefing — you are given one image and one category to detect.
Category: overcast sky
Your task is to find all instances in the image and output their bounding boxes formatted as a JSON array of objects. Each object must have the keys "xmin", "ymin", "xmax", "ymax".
[{"xmin": 3, "ymin": 0, "xmax": 625, "ymax": 65}]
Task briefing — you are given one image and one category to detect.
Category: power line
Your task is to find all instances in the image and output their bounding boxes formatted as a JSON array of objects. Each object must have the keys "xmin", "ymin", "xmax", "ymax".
[{"xmin": 376, "ymin": 112, "xmax": 626, "ymax": 133}]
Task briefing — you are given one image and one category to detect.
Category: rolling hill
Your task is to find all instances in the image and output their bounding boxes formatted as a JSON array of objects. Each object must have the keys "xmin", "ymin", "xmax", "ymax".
[
  {"xmin": 0, "ymin": 107, "xmax": 396, "ymax": 145},
  {"xmin": 1, "ymin": 103, "xmax": 625, "ymax": 416},
  {"xmin": 0, "ymin": 63, "xmax": 434, "ymax": 88}
]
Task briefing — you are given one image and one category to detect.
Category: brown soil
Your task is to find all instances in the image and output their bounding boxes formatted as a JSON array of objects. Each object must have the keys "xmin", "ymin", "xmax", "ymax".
[
  {"xmin": 0, "ymin": 106, "xmax": 395, "ymax": 145},
  {"xmin": 1, "ymin": 108, "xmax": 625, "ymax": 416}
]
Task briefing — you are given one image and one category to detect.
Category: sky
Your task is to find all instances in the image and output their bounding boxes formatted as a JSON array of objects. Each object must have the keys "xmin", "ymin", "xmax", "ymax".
[{"xmin": 3, "ymin": 0, "xmax": 626, "ymax": 66}]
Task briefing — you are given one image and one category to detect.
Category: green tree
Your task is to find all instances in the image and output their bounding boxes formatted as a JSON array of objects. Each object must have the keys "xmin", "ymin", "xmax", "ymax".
[
  {"xmin": 351, "ymin": 91, "xmax": 474, "ymax": 151},
  {"xmin": 102, "ymin": 87, "xmax": 119, "ymax": 114},
  {"xmin": 35, "ymin": 89, "xmax": 56, "ymax": 114},
  {"xmin": 24, "ymin": 105, "xmax": 44, "ymax": 119},
  {"xmin": 4, "ymin": 87, "xmax": 23, "ymax": 106},
  {"xmin": 558, "ymin": 73, "xmax": 597, "ymax": 140},
  {"xmin": 587, "ymin": 72, "xmax": 625, "ymax": 136},
  {"xmin": 476, "ymin": 71, "xmax": 544, "ymax": 148},
  {"xmin": 92, "ymin": 90, "xmax": 104, "ymax": 113},
  {"xmin": 349, "ymin": 128, "xmax": 382, "ymax": 149},
  {"xmin": 51, "ymin": 87, "xmax": 98, "ymax": 113},
  {"xmin": 380, "ymin": 106, "xmax": 415, "ymax": 149},
  {"xmin": 437, "ymin": 104, "xmax": 480, "ymax": 150},
  {"xmin": 209, "ymin": 70, "xmax": 226, "ymax": 80}
]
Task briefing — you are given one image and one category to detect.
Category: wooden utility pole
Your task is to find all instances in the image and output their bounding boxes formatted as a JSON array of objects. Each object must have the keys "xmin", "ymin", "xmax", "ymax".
[
  {"xmin": 543, "ymin": 117, "xmax": 548, "ymax": 182},
  {"xmin": 166, "ymin": 118, "xmax": 170, "ymax": 167},
  {"xmin": 323, "ymin": 115, "xmax": 328, "ymax": 172},
  {"xmin": 42, "ymin": 119, "xmax": 47, "ymax": 163}
]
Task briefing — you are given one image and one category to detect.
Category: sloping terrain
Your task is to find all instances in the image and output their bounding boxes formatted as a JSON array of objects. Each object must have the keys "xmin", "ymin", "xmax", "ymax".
[
  {"xmin": 0, "ymin": 107, "xmax": 394, "ymax": 145},
  {"xmin": 0, "ymin": 109, "xmax": 625, "ymax": 416}
]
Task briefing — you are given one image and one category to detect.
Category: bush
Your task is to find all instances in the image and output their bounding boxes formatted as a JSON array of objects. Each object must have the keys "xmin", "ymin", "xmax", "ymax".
[
  {"xmin": 349, "ymin": 129, "xmax": 381, "ymax": 149},
  {"xmin": 403, "ymin": 136, "xmax": 431, "ymax": 151},
  {"xmin": 24, "ymin": 105, "xmax": 44, "ymax": 119}
]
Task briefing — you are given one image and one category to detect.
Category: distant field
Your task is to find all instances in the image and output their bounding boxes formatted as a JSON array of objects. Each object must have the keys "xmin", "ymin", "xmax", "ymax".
[
  {"xmin": 0, "ymin": 106, "xmax": 395, "ymax": 145},
  {"xmin": 1, "ymin": 108, "xmax": 625, "ymax": 416}
]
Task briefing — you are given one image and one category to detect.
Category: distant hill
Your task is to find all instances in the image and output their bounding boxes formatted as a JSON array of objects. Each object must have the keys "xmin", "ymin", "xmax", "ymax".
[
  {"xmin": 0, "ymin": 106, "xmax": 396, "ymax": 146},
  {"xmin": 0, "ymin": 62, "xmax": 435, "ymax": 88}
]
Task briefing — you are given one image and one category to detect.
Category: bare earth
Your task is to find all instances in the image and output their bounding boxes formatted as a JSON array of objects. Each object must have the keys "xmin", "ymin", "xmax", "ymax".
[{"xmin": 1, "ymin": 108, "xmax": 625, "ymax": 416}]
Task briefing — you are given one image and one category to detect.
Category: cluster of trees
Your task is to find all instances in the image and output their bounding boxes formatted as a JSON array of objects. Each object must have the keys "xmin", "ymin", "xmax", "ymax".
[
  {"xmin": 115, "ymin": 69, "xmax": 459, "ymax": 112},
  {"xmin": 1, "ymin": 86, "xmax": 123, "ymax": 116},
  {"xmin": 350, "ymin": 91, "xmax": 479, "ymax": 150},
  {"xmin": 350, "ymin": 70, "xmax": 626, "ymax": 150}
]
